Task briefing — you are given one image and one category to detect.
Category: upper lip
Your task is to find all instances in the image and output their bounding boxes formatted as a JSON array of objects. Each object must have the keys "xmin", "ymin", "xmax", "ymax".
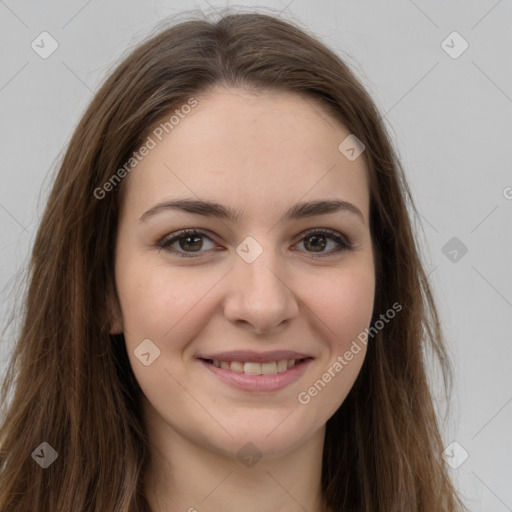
[{"xmin": 197, "ymin": 350, "xmax": 313, "ymax": 363}]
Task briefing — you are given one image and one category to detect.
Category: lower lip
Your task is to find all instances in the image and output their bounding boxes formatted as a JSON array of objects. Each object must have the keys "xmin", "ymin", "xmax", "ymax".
[{"xmin": 198, "ymin": 358, "xmax": 313, "ymax": 392}]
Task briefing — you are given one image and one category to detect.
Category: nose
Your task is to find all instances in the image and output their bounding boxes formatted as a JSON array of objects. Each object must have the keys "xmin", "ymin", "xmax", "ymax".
[{"xmin": 223, "ymin": 244, "xmax": 300, "ymax": 335}]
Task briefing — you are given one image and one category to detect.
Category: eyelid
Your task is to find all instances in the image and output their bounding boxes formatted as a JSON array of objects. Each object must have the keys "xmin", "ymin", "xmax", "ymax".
[{"xmin": 157, "ymin": 227, "xmax": 352, "ymax": 258}]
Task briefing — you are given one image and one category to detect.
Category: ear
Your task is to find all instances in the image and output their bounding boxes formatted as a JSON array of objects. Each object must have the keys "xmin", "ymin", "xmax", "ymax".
[{"xmin": 107, "ymin": 284, "xmax": 124, "ymax": 335}]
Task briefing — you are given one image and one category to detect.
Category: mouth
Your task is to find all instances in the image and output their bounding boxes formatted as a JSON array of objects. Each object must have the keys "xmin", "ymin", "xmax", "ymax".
[{"xmin": 198, "ymin": 357, "xmax": 313, "ymax": 392}]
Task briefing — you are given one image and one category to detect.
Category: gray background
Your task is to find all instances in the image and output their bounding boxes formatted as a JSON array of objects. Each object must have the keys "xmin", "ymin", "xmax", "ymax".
[{"xmin": 1, "ymin": 1, "xmax": 511, "ymax": 510}]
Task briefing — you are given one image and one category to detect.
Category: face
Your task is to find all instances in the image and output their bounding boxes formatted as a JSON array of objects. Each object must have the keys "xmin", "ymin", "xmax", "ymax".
[{"xmin": 112, "ymin": 87, "xmax": 375, "ymax": 461}]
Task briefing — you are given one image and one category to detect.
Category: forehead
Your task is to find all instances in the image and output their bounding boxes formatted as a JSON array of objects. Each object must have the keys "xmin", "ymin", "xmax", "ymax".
[{"xmin": 120, "ymin": 87, "xmax": 370, "ymax": 225}]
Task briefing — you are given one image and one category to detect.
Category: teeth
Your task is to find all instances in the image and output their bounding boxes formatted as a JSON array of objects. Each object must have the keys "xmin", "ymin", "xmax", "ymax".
[
  {"xmin": 244, "ymin": 362, "xmax": 262, "ymax": 375},
  {"xmin": 230, "ymin": 361, "xmax": 244, "ymax": 373},
  {"xmin": 277, "ymin": 359, "xmax": 288, "ymax": 372},
  {"xmin": 210, "ymin": 358, "xmax": 301, "ymax": 375},
  {"xmin": 261, "ymin": 361, "xmax": 277, "ymax": 375}
]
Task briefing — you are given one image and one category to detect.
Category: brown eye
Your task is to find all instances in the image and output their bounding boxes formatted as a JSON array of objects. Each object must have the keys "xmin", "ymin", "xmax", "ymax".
[
  {"xmin": 303, "ymin": 233, "xmax": 327, "ymax": 252},
  {"xmin": 158, "ymin": 229, "xmax": 216, "ymax": 257},
  {"xmin": 295, "ymin": 229, "xmax": 352, "ymax": 257},
  {"xmin": 177, "ymin": 234, "xmax": 203, "ymax": 252}
]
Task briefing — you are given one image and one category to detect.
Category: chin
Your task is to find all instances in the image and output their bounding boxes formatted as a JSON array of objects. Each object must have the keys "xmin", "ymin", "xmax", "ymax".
[{"xmin": 216, "ymin": 417, "xmax": 322, "ymax": 462}]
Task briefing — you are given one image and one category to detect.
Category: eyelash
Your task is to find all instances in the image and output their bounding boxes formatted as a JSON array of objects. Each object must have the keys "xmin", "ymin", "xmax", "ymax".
[{"xmin": 156, "ymin": 228, "xmax": 352, "ymax": 259}]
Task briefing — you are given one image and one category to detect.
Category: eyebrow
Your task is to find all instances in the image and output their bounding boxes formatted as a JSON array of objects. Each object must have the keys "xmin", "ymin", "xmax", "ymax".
[{"xmin": 139, "ymin": 198, "xmax": 366, "ymax": 225}]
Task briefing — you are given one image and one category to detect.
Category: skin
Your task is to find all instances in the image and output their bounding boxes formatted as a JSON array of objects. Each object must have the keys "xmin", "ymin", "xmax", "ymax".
[{"xmin": 111, "ymin": 86, "xmax": 375, "ymax": 512}]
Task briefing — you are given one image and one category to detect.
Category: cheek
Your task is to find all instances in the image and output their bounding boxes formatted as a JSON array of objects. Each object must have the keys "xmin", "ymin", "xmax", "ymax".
[
  {"xmin": 115, "ymin": 261, "xmax": 214, "ymax": 397},
  {"xmin": 116, "ymin": 255, "xmax": 221, "ymax": 376},
  {"xmin": 296, "ymin": 266, "xmax": 374, "ymax": 419},
  {"xmin": 306, "ymin": 262, "xmax": 375, "ymax": 348},
  {"xmin": 115, "ymin": 253, "xmax": 219, "ymax": 348}
]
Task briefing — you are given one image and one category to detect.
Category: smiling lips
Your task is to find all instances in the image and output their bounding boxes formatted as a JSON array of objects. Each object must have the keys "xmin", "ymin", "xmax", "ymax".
[{"xmin": 197, "ymin": 350, "xmax": 313, "ymax": 391}]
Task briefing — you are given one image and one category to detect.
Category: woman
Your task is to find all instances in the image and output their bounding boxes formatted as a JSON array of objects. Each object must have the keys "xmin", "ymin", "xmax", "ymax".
[{"xmin": 0, "ymin": 10, "xmax": 468, "ymax": 511}]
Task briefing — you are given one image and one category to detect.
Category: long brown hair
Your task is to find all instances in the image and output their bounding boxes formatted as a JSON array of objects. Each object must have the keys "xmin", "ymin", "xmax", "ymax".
[{"xmin": 0, "ymin": 8, "xmax": 467, "ymax": 511}]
